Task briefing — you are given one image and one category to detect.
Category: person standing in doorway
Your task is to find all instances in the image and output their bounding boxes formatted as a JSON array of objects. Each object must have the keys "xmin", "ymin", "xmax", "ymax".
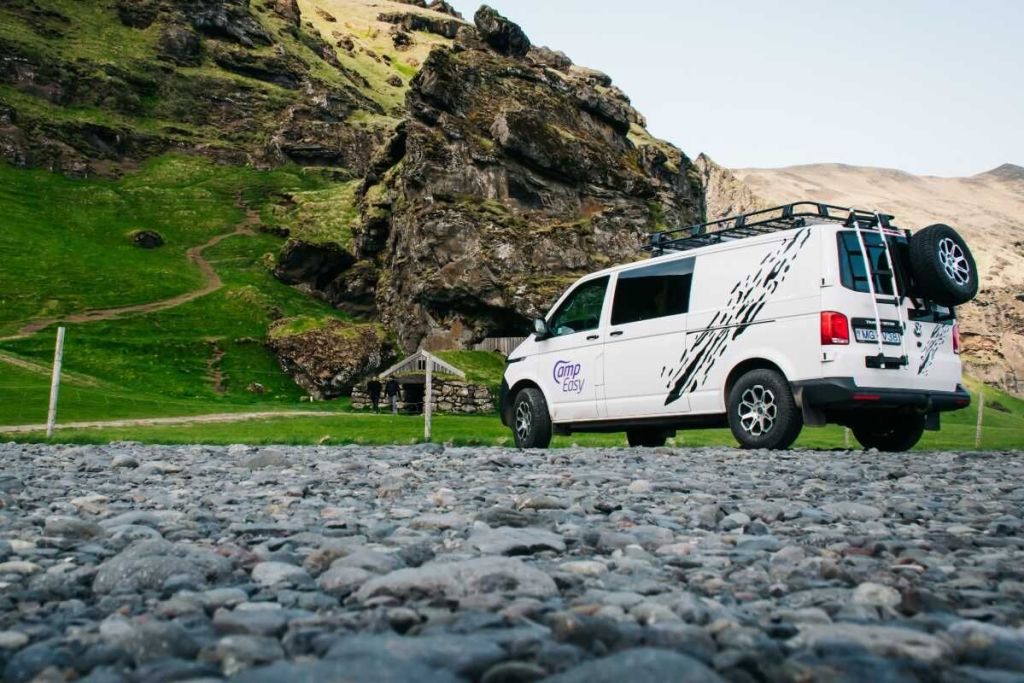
[
  {"xmin": 367, "ymin": 377, "xmax": 382, "ymax": 413},
  {"xmin": 385, "ymin": 377, "xmax": 400, "ymax": 415}
]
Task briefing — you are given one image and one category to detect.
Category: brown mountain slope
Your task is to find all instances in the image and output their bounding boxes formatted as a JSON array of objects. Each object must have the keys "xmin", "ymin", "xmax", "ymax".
[{"xmin": 735, "ymin": 163, "xmax": 1024, "ymax": 395}]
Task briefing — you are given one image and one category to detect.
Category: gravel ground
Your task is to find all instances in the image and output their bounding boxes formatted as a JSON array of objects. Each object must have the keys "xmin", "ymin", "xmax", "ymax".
[{"xmin": 1, "ymin": 442, "xmax": 1023, "ymax": 683}]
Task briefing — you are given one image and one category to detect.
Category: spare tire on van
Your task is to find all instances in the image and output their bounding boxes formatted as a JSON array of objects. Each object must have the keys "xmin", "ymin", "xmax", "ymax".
[{"xmin": 908, "ymin": 224, "xmax": 979, "ymax": 306}]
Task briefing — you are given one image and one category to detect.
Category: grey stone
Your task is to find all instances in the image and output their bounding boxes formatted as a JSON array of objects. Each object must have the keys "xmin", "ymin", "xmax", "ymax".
[
  {"xmin": 93, "ymin": 540, "xmax": 231, "ymax": 593},
  {"xmin": 44, "ymin": 515, "xmax": 105, "ymax": 539},
  {"xmin": 251, "ymin": 561, "xmax": 310, "ymax": 586},
  {"xmin": 3, "ymin": 641, "xmax": 73, "ymax": 683},
  {"xmin": 213, "ymin": 607, "xmax": 291, "ymax": 637},
  {"xmin": 317, "ymin": 566, "xmax": 371, "ymax": 596},
  {"xmin": 100, "ymin": 617, "xmax": 198, "ymax": 664},
  {"xmin": 234, "ymin": 659, "xmax": 460, "ymax": 682},
  {"xmin": 789, "ymin": 623, "xmax": 952, "ymax": 663},
  {"xmin": 327, "ymin": 633, "xmax": 505, "ymax": 677},
  {"xmin": 469, "ymin": 526, "xmax": 566, "ymax": 555},
  {"xmin": 821, "ymin": 501, "xmax": 884, "ymax": 521},
  {"xmin": 545, "ymin": 647, "xmax": 725, "ymax": 683},
  {"xmin": 243, "ymin": 449, "xmax": 291, "ymax": 469},
  {"xmin": 357, "ymin": 557, "xmax": 558, "ymax": 601},
  {"xmin": 214, "ymin": 635, "xmax": 285, "ymax": 675}
]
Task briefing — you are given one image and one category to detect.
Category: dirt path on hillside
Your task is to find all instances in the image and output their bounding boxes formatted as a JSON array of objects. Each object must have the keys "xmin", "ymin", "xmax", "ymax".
[
  {"xmin": 0, "ymin": 198, "xmax": 261, "ymax": 342},
  {"xmin": 0, "ymin": 410, "xmax": 344, "ymax": 434}
]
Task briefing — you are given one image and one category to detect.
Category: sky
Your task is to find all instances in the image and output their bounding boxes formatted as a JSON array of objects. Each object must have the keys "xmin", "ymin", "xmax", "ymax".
[{"xmin": 446, "ymin": 1, "xmax": 1023, "ymax": 177}]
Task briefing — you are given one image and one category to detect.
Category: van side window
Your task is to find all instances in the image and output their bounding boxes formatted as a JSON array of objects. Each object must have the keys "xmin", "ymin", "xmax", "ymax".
[
  {"xmin": 548, "ymin": 276, "xmax": 609, "ymax": 336},
  {"xmin": 611, "ymin": 258, "xmax": 694, "ymax": 326},
  {"xmin": 837, "ymin": 231, "xmax": 899, "ymax": 295}
]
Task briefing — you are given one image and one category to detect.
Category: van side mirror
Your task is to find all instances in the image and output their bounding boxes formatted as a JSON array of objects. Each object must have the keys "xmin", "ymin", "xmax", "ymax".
[{"xmin": 533, "ymin": 318, "xmax": 551, "ymax": 340}]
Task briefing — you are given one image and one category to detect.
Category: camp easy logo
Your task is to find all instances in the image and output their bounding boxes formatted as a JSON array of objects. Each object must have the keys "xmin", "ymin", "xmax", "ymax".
[{"xmin": 553, "ymin": 360, "xmax": 585, "ymax": 394}]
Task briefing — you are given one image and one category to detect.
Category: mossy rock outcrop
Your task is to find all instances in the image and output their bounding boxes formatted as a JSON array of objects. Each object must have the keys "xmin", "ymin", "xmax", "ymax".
[{"xmin": 267, "ymin": 317, "xmax": 395, "ymax": 399}]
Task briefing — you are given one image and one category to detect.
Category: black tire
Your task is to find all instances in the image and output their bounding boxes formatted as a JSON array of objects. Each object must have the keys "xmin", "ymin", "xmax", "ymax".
[
  {"xmin": 511, "ymin": 387, "xmax": 552, "ymax": 449},
  {"xmin": 626, "ymin": 428, "xmax": 668, "ymax": 448},
  {"xmin": 909, "ymin": 224, "xmax": 979, "ymax": 306},
  {"xmin": 726, "ymin": 369, "xmax": 802, "ymax": 449},
  {"xmin": 852, "ymin": 414, "xmax": 925, "ymax": 452}
]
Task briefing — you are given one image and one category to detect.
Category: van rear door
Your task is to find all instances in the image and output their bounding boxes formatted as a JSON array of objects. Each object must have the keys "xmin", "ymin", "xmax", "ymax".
[{"xmin": 829, "ymin": 230, "xmax": 959, "ymax": 392}]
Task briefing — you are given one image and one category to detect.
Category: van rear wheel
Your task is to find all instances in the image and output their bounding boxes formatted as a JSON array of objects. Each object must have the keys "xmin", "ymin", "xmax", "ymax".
[
  {"xmin": 727, "ymin": 369, "xmax": 803, "ymax": 449},
  {"xmin": 511, "ymin": 387, "xmax": 552, "ymax": 449},
  {"xmin": 626, "ymin": 428, "xmax": 668, "ymax": 448},
  {"xmin": 852, "ymin": 414, "xmax": 924, "ymax": 452}
]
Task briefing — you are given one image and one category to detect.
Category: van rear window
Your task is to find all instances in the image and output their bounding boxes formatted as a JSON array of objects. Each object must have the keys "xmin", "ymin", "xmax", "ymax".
[
  {"xmin": 611, "ymin": 258, "xmax": 694, "ymax": 326},
  {"xmin": 837, "ymin": 231, "xmax": 954, "ymax": 322},
  {"xmin": 837, "ymin": 231, "xmax": 902, "ymax": 295}
]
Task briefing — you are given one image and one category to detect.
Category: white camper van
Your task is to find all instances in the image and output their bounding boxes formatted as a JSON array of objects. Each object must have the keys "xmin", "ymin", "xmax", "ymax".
[{"xmin": 500, "ymin": 202, "xmax": 977, "ymax": 451}]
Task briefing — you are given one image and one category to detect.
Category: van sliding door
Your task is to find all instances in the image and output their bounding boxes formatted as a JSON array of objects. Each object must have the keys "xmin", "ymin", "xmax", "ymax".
[{"xmin": 603, "ymin": 258, "xmax": 694, "ymax": 418}]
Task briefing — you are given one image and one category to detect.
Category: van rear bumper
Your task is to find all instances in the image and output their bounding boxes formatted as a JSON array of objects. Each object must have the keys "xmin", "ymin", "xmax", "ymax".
[{"xmin": 793, "ymin": 377, "xmax": 971, "ymax": 413}]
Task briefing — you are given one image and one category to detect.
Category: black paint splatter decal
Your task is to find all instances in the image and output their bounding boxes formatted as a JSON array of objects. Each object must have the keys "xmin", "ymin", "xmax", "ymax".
[
  {"xmin": 917, "ymin": 325, "xmax": 948, "ymax": 376},
  {"xmin": 664, "ymin": 228, "xmax": 812, "ymax": 405}
]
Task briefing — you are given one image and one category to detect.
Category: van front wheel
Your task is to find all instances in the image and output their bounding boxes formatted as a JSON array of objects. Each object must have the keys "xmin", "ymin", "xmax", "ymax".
[
  {"xmin": 511, "ymin": 387, "xmax": 552, "ymax": 449},
  {"xmin": 727, "ymin": 369, "xmax": 803, "ymax": 449}
]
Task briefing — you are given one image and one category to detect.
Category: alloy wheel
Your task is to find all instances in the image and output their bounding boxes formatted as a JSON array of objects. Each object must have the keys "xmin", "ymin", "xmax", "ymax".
[
  {"xmin": 515, "ymin": 401, "xmax": 532, "ymax": 441},
  {"xmin": 738, "ymin": 384, "xmax": 777, "ymax": 436},
  {"xmin": 938, "ymin": 237, "xmax": 971, "ymax": 286}
]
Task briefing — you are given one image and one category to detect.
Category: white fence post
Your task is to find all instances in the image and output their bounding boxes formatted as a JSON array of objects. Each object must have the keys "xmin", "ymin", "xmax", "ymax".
[
  {"xmin": 975, "ymin": 390, "xmax": 984, "ymax": 450},
  {"xmin": 46, "ymin": 327, "xmax": 66, "ymax": 439},
  {"xmin": 424, "ymin": 361, "xmax": 433, "ymax": 442}
]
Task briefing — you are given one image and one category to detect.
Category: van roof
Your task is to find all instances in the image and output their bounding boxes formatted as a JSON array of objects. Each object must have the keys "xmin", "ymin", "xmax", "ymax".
[
  {"xmin": 584, "ymin": 223, "xmax": 833, "ymax": 280},
  {"xmin": 647, "ymin": 201, "xmax": 903, "ymax": 256}
]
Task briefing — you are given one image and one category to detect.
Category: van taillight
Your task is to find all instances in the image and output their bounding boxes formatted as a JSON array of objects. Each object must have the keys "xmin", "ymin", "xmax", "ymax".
[
  {"xmin": 820, "ymin": 311, "xmax": 850, "ymax": 345},
  {"xmin": 952, "ymin": 321, "xmax": 961, "ymax": 355}
]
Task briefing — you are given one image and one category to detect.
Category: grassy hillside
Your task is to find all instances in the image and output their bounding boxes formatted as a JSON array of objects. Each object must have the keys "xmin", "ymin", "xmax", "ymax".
[
  {"xmin": 0, "ymin": 155, "xmax": 360, "ymax": 424},
  {"xmin": 0, "ymin": 0, "xmax": 470, "ymax": 425}
]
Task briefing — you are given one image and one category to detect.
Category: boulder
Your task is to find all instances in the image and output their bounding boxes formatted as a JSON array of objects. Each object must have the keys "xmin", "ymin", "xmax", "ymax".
[
  {"xmin": 130, "ymin": 229, "xmax": 165, "ymax": 249},
  {"xmin": 356, "ymin": 556, "xmax": 558, "ymax": 602},
  {"xmin": 190, "ymin": 0, "xmax": 273, "ymax": 48},
  {"xmin": 92, "ymin": 539, "xmax": 232, "ymax": 594},
  {"xmin": 158, "ymin": 26, "xmax": 202, "ymax": 67},
  {"xmin": 116, "ymin": 0, "xmax": 158, "ymax": 29},
  {"xmin": 271, "ymin": 0, "xmax": 301, "ymax": 27},
  {"xmin": 428, "ymin": 1, "xmax": 463, "ymax": 19},
  {"xmin": 267, "ymin": 318, "xmax": 395, "ymax": 399},
  {"xmin": 474, "ymin": 6, "xmax": 531, "ymax": 57},
  {"xmin": 378, "ymin": 11, "xmax": 462, "ymax": 39}
]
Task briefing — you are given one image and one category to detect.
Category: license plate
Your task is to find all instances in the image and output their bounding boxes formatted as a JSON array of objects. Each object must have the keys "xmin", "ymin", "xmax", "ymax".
[{"xmin": 854, "ymin": 328, "xmax": 901, "ymax": 345}]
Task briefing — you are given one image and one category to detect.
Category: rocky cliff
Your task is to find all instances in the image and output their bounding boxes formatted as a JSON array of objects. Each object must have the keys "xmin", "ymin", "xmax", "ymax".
[{"xmin": 275, "ymin": 5, "xmax": 717, "ymax": 351}]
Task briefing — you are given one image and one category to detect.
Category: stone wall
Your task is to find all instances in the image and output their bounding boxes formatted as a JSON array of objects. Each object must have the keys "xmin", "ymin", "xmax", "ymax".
[{"xmin": 352, "ymin": 379, "xmax": 496, "ymax": 414}]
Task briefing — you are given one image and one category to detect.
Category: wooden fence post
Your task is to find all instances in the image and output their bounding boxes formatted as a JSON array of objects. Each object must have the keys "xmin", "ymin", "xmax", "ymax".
[
  {"xmin": 975, "ymin": 390, "xmax": 984, "ymax": 450},
  {"xmin": 46, "ymin": 327, "xmax": 66, "ymax": 439}
]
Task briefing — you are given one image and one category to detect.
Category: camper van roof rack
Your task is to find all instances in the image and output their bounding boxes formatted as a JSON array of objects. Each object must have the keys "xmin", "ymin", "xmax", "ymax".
[{"xmin": 646, "ymin": 201, "xmax": 899, "ymax": 255}]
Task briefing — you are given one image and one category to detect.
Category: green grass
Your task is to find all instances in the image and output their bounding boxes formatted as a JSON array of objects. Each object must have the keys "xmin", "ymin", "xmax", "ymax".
[
  {"xmin": 0, "ymin": 155, "xmax": 364, "ymax": 421},
  {"xmin": 1, "ymin": 0, "xmax": 156, "ymax": 65},
  {"xmin": 0, "ymin": 156, "xmax": 345, "ymax": 335},
  {"xmin": 265, "ymin": 180, "xmax": 360, "ymax": 248},
  {"xmin": 435, "ymin": 350, "xmax": 507, "ymax": 394},
  {"xmin": 4, "ymin": 379, "xmax": 1022, "ymax": 450}
]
